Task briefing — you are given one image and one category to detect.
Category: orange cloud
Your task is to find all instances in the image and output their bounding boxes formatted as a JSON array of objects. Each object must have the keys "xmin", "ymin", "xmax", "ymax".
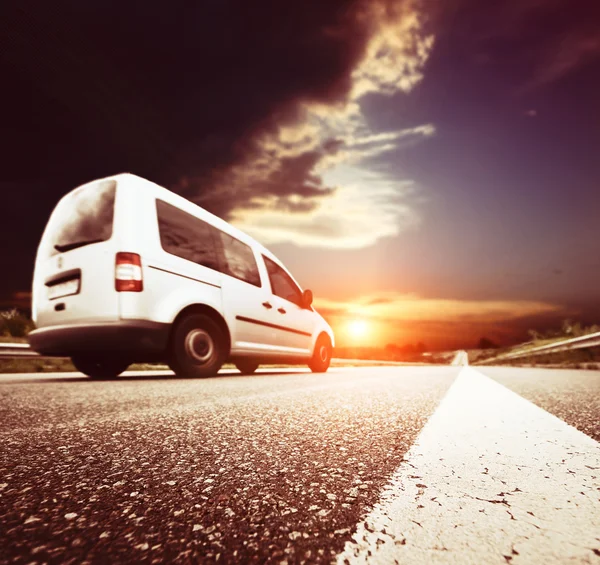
[
  {"xmin": 196, "ymin": 0, "xmax": 436, "ymax": 250},
  {"xmin": 315, "ymin": 292, "xmax": 568, "ymax": 348},
  {"xmin": 350, "ymin": 0, "xmax": 435, "ymax": 99},
  {"xmin": 317, "ymin": 292, "xmax": 562, "ymax": 321}
]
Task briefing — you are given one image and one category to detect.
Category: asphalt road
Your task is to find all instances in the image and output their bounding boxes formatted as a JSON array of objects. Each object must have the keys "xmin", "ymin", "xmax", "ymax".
[
  {"xmin": 0, "ymin": 366, "xmax": 456, "ymax": 564},
  {"xmin": 0, "ymin": 365, "xmax": 598, "ymax": 564},
  {"xmin": 478, "ymin": 366, "xmax": 600, "ymax": 441}
]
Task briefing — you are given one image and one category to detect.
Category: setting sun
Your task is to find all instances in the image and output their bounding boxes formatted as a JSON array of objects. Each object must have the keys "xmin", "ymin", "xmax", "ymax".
[{"xmin": 347, "ymin": 319, "xmax": 369, "ymax": 339}]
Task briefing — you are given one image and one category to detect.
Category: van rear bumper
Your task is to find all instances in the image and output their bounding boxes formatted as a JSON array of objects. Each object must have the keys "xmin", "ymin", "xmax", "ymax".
[{"xmin": 28, "ymin": 320, "xmax": 170, "ymax": 358}]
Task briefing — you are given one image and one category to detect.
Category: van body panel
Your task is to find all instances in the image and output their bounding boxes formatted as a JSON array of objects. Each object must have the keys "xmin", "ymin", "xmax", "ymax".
[
  {"xmin": 220, "ymin": 274, "xmax": 280, "ymax": 353},
  {"xmin": 268, "ymin": 295, "xmax": 317, "ymax": 352},
  {"xmin": 113, "ymin": 177, "xmax": 226, "ymax": 325},
  {"xmin": 129, "ymin": 268, "xmax": 223, "ymax": 325},
  {"xmin": 28, "ymin": 320, "xmax": 169, "ymax": 357},
  {"xmin": 258, "ymin": 253, "xmax": 326, "ymax": 353}
]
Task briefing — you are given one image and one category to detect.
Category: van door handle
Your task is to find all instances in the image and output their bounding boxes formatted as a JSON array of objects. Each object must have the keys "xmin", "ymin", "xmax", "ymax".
[
  {"xmin": 262, "ymin": 301, "xmax": 273, "ymax": 309},
  {"xmin": 277, "ymin": 307, "xmax": 286, "ymax": 314}
]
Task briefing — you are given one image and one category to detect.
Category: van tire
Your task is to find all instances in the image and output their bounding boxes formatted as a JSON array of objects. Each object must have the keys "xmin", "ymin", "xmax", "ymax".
[
  {"xmin": 309, "ymin": 335, "xmax": 332, "ymax": 373},
  {"xmin": 168, "ymin": 314, "xmax": 226, "ymax": 378},
  {"xmin": 71, "ymin": 356, "xmax": 130, "ymax": 379},
  {"xmin": 235, "ymin": 361, "xmax": 259, "ymax": 375}
]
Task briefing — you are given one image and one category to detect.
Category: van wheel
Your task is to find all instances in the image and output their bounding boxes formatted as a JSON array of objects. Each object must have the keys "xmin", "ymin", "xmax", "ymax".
[
  {"xmin": 71, "ymin": 356, "xmax": 130, "ymax": 379},
  {"xmin": 168, "ymin": 314, "xmax": 226, "ymax": 378},
  {"xmin": 309, "ymin": 335, "xmax": 332, "ymax": 373},
  {"xmin": 235, "ymin": 361, "xmax": 259, "ymax": 375}
]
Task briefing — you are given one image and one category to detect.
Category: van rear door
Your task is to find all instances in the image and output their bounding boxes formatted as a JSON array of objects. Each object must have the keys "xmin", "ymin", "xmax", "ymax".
[{"xmin": 32, "ymin": 178, "xmax": 121, "ymax": 328}]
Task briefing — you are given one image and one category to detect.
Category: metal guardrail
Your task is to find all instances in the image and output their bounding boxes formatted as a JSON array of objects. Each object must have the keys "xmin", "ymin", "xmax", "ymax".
[
  {"xmin": 0, "ymin": 342, "xmax": 42, "ymax": 358},
  {"xmin": 0, "ymin": 343, "xmax": 418, "ymax": 365},
  {"xmin": 477, "ymin": 331, "xmax": 600, "ymax": 365}
]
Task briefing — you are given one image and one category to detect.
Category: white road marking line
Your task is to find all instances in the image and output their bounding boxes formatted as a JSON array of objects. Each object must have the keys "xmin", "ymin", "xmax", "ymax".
[
  {"xmin": 337, "ymin": 366, "xmax": 600, "ymax": 564},
  {"xmin": 450, "ymin": 350, "xmax": 469, "ymax": 366}
]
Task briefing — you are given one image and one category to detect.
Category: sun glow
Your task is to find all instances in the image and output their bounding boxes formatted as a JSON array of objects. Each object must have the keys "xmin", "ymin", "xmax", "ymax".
[{"xmin": 347, "ymin": 319, "xmax": 369, "ymax": 339}]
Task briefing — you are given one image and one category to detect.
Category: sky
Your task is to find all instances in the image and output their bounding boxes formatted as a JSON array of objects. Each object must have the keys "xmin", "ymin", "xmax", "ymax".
[{"xmin": 1, "ymin": 0, "xmax": 599, "ymax": 349}]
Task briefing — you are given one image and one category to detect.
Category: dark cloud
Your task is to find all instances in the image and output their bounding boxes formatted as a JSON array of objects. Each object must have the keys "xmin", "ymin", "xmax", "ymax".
[
  {"xmin": 1, "ymin": 0, "xmax": 420, "ymax": 295},
  {"xmin": 178, "ymin": 145, "xmax": 339, "ymax": 217},
  {"xmin": 522, "ymin": 28, "xmax": 600, "ymax": 91},
  {"xmin": 0, "ymin": 0, "xmax": 385, "ymax": 192},
  {"xmin": 434, "ymin": 0, "xmax": 600, "ymax": 91}
]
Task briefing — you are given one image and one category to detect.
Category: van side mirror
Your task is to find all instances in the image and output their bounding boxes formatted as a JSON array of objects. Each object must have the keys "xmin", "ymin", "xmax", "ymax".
[{"xmin": 302, "ymin": 289, "xmax": 313, "ymax": 308}]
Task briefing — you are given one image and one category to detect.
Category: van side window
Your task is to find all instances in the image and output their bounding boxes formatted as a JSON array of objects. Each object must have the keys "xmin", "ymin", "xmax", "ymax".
[
  {"xmin": 263, "ymin": 256, "xmax": 303, "ymax": 306},
  {"xmin": 219, "ymin": 232, "xmax": 261, "ymax": 287},
  {"xmin": 156, "ymin": 199, "xmax": 261, "ymax": 287},
  {"xmin": 156, "ymin": 200, "xmax": 220, "ymax": 271}
]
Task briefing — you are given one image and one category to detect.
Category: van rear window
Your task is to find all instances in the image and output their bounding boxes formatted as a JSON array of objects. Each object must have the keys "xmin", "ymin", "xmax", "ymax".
[{"xmin": 46, "ymin": 180, "xmax": 116, "ymax": 257}]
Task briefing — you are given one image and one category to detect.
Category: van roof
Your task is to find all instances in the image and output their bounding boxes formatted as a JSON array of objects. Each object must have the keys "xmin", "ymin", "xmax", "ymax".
[{"xmin": 92, "ymin": 172, "xmax": 283, "ymax": 266}]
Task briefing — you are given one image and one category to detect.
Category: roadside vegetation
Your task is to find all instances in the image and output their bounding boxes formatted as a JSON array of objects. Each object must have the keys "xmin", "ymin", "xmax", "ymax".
[
  {"xmin": 0, "ymin": 358, "xmax": 77, "ymax": 373},
  {"xmin": 0, "ymin": 309, "xmax": 34, "ymax": 340},
  {"xmin": 528, "ymin": 319, "xmax": 600, "ymax": 342}
]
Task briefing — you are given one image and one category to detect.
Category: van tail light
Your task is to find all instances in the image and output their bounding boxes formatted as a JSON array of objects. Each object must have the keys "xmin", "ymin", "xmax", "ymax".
[{"xmin": 115, "ymin": 252, "xmax": 143, "ymax": 292}]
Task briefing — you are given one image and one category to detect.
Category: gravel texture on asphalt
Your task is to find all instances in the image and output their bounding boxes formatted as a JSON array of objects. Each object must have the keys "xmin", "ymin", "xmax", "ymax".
[
  {"xmin": 479, "ymin": 366, "xmax": 600, "ymax": 441},
  {"xmin": 0, "ymin": 366, "xmax": 457, "ymax": 564}
]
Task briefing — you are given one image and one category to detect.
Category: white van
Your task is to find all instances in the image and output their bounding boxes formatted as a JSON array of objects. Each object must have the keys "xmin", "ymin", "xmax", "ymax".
[{"xmin": 28, "ymin": 173, "xmax": 335, "ymax": 379}]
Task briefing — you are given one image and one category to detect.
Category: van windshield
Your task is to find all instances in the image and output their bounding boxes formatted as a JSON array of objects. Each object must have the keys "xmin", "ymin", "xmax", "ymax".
[{"xmin": 43, "ymin": 179, "xmax": 116, "ymax": 258}]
